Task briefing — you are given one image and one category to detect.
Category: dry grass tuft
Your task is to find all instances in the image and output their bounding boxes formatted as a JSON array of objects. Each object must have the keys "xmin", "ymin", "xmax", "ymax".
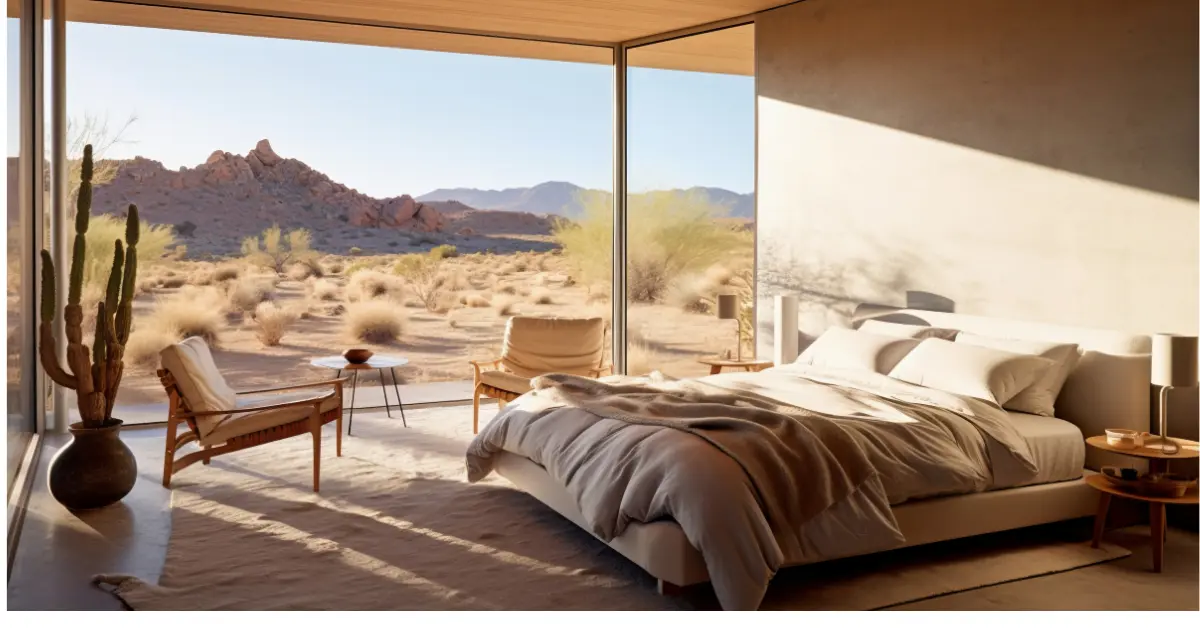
[
  {"xmin": 626, "ymin": 341, "xmax": 660, "ymax": 376},
  {"xmin": 309, "ymin": 278, "xmax": 341, "ymax": 302},
  {"xmin": 460, "ymin": 293, "xmax": 491, "ymax": 308},
  {"xmin": 212, "ymin": 265, "xmax": 241, "ymax": 282},
  {"xmin": 347, "ymin": 270, "xmax": 404, "ymax": 302},
  {"xmin": 252, "ymin": 301, "xmax": 297, "ymax": 347},
  {"xmin": 158, "ymin": 275, "xmax": 187, "ymax": 289},
  {"xmin": 146, "ymin": 287, "xmax": 226, "ymax": 346},
  {"xmin": 123, "ymin": 328, "xmax": 176, "ymax": 370},
  {"xmin": 226, "ymin": 278, "xmax": 274, "ymax": 313},
  {"xmin": 493, "ymin": 296, "xmax": 517, "ymax": 316},
  {"xmin": 435, "ymin": 269, "xmax": 470, "ymax": 292},
  {"xmin": 531, "ymin": 289, "xmax": 553, "ymax": 305},
  {"xmin": 495, "ymin": 283, "xmax": 517, "ymax": 295},
  {"xmin": 344, "ymin": 301, "xmax": 406, "ymax": 344}
]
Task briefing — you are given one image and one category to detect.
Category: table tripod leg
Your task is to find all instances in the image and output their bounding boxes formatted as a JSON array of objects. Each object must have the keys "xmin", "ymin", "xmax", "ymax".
[
  {"xmin": 379, "ymin": 368, "xmax": 393, "ymax": 418},
  {"xmin": 391, "ymin": 368, "xmax": 408, "ymax": 428},
  {"xmin": 348, "ymin": 370, "xmax": 359, "ymax": 436}
]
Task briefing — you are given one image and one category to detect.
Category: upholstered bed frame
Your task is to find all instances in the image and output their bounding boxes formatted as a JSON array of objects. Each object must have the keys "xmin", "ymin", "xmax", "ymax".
[{"xmin": 492, "ymin": 310, "xmax": 1153, "ymax": 593}]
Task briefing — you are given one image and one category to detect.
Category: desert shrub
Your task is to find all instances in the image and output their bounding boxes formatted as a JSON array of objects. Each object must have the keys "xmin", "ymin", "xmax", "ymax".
[
  {"xmin": 667, "ymin": 274, "xmax": 714, "ymax": 314},
  {"xmin": 392, "ymin": 253, "xmax": 442, "ymax": 310},
  {"xmin": 294, "ymin": 257, "xmax": 324, "ymax": 279},
  {"xmin": 286, "ymin": 263, "xmax": 313, "ymax": 281},
  {"xmin": 435, "ymin": 269, "xmax": 470, "ymax": 292},
  {"xmin": 147, "ymin": 287, "xmax": 225, "ymax": 346},
  {"xmin": 323, "ymin": 302, "xmax": 346, "ymax": 317},
  {"xmin": 496, "ymin": 283, "xmax": 517, "ymax": 295},
  {"xmin": 327, "ymin": 261, "xmax": 344, "ymax": 274},
  {"xmin": 344, "ymin": 301, "xmax": 406, "ymax": 344},
  {"xmin": 431, "ymin": 291, "xmax": 461, "ymax": 314},
  {"xmin": 430, "ymin": 244, "xmax": 458, "ymax": 260},
  {"xmin": 347, "ymin": 270, "xmax": 404, "ymax": 302},
  {"xmin": 241, "ymin": 225, "xmax": 318, "ymax": 274},
  {"xmin": 189, "ymin": 269, "xmax": 214, "ymax": 286},
  {"xmin": 531, "ymin": 289, "xmax": 554, "ymax": 305},
  {"xmin": 226, "ymin": 278, "xmax": 274, "ymax": 313},
  {"xmin": 460, "ymin": 293, "xmax": 491, "ymax": 308},
  {"xmin": 83, "ymin": 214, "xmax": 175, "ymax": 295},
  {"xmin": 158, "ymin": 275, "xmax": 187, "ymax": 289},
  {"xmin": 493, "ymin": 296, "xmax": 516, "ymax": 316},
  {"xmin": 212, "ymin": 265, "xmax": 240, "ymax": 282},
  {"xmin": 554, "ymin": 190, "xmax": 749, "ymax": 303},
  {"xmin": 348, "ymin": 246, "xmax": 363, "ymax": 256},
  {"xmin": 252, "ymin": 302, "xmax": 297, "ymax": 347},
  {"xmin": 136, "ymin": 278, "xmax": 158, "ymax": 295},
  {"xmin": 309, "ymin": 278, "xmax": 340, "ymax": 302},
  {"xmin": 124, "ymin": 328, "xmax": 176, "ymax": 370}
]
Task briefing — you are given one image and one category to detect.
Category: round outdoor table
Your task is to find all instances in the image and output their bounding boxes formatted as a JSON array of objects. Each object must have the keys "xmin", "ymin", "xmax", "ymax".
[{"xmin": 310, "ymin": 355, "xmax": 409, "ymax": 435}]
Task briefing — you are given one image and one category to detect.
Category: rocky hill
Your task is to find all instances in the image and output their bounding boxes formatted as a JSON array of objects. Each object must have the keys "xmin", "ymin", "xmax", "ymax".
[
  {"xmin": 418, "ymin": 181, "xmax": 755, "ymax": 219},
  {"xmin": 89, "ymin": 140, "xmax": 449, "ymax": 256}
]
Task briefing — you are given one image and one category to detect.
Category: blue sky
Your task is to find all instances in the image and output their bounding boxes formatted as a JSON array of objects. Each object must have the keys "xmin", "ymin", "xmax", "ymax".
[{"xmin": 8, "ymin": 21, "xmax": 754, "ymax": 196}]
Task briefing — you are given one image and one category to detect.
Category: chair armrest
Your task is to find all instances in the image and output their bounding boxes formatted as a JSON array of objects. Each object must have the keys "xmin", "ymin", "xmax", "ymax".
[
  {"xmin": 174, "ymin": 391, "xmax": 335, "ymax": 419},
  {"xmin": 469, "ymin": 357, "xmax": 504, "ymax": 381},
  {"xmin": 589, "ymin": 365, "xmax": 613, "ymax": 377},
  {"xmin": 237, "ymin": 377, "xmax": 349, "ymax": 395}
]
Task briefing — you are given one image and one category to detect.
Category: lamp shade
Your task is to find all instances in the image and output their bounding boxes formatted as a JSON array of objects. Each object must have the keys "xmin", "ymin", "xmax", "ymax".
[
  {"xmin": 1151, "ymin": 333, "xmax": 1198, "ymax": 387},
  {"xmin": 717, "ymin": 294, "xmax": 739, "ymax": 320}
]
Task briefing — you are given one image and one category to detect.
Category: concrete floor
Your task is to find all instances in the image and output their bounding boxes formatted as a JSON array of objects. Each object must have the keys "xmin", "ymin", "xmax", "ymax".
[{"xmin": 7, "ymin": 413, "xmax": 1199, "ymax": 611}]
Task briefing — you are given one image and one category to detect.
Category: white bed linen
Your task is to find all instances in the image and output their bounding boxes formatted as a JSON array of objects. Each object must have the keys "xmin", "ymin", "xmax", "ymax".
[{"xmin": 1005, "ymin": 411, "xmax": 1085, "ymax": 486}]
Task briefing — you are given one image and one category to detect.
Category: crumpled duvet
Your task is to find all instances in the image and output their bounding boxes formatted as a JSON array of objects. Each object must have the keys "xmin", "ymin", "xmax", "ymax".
[{"xmin": 466, "ymin": 364, "xmax": 1039, "ymax": 610}]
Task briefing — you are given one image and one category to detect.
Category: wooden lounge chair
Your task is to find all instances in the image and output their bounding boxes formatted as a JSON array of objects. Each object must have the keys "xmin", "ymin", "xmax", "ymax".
[
  {"xmin": 158, "ymin": 337, "xmax": 346, "ymax": 492},
  {"xmin": 470, "ymin": 316, "xmax": 609, "ymax": 433}
]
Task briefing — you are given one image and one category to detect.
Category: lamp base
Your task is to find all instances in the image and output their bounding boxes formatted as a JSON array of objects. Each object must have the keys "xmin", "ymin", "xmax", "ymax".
[{"xmin": 1157, "ymin": 385, "xmax": 1179, "ymax": 456}]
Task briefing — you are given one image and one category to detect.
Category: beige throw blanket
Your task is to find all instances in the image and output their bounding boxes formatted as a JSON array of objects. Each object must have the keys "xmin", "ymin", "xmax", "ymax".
[{"xmin": 466, "ymin": 365, "xmax": 1039, "ymax": 611}]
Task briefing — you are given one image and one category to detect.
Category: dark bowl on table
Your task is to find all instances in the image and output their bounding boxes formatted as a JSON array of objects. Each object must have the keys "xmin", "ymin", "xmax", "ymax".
[{"xmin": 343, "ymin": 349, "xmax": 374, "ymax": 365}]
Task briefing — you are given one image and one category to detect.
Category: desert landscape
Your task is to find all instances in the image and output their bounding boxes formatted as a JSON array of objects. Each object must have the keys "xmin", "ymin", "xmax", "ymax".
[{"xmin": 10, "ymin": 139, "xmax": 755, "ymax": 413}]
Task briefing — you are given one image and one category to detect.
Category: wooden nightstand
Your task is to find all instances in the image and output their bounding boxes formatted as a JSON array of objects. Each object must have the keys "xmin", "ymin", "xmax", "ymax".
[
  {"xmin": 698, "ymin": 357, "xmax": 774, "ymax": 375},
  {"xmin": 1084, "ymin": 435, "xmax": 1199, "ymax": 573}
]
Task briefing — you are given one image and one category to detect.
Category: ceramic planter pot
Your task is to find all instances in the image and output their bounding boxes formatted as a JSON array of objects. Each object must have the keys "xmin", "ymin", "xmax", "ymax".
[{"xmin": 48, "ymin": 420, "xmax": 138, "ymax": 510}]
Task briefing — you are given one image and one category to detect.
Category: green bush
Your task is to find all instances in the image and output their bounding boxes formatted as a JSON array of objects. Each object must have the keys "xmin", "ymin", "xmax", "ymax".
[
  {"xmin": 553, "ymin": 190, "xmax": 751, "ymax": 303},
  {"xmin": 392, "ymin": 253, "xmax": 442, "ymax": 310},
  {"xmin": 430, "ymin": 244, "xmax": 458, "ymax": 259},
  {"xmin": 84, "ymin": 214, "xmax": 174, "ymax": 294},
  {"xmin": 241, "ymin": 225, "xmax": 317, "ymax": 274}
]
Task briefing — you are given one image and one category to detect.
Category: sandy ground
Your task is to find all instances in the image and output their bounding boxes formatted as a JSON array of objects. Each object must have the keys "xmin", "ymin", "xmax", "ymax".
[{"xmin": 113, "ymin": 246, "xmax": 752, "ymax": 408}]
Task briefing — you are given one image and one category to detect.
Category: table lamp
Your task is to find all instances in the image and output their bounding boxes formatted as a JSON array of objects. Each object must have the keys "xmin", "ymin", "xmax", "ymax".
[
  {"xmin": 1151, "ymin": 333, "xmax": 1198, "ymax": 455},
  {"xmin": 717, "ymin": 293, "xmax": 742, "ymax": 361}
]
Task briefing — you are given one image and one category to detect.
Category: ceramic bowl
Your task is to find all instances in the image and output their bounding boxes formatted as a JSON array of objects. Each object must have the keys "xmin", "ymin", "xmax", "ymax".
[
  {"xmin": 343, "ymin": 348, "xmax": 374, "ymax": 364},
  {"xmin": 1105, "ymin": 428, "xmax": 1142, "ymax": 450}
]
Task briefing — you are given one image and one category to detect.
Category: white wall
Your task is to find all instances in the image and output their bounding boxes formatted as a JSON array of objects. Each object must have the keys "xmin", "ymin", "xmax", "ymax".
[{"xmin": 755, "ymin": 0, "xmax": 1198, "ymax": 354}]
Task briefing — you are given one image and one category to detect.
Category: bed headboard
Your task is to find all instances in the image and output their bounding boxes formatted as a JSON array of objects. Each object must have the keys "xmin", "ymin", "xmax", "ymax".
[{"xmin": 855, "ymin": 308, "xmax": 1151, "ymax": 471}]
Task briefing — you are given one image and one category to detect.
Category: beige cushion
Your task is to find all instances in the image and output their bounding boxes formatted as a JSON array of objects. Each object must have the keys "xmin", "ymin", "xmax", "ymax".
[
  {"xmin": 955, "ymin": 332, "xmax": 1081, "ymax": 417},
  {"xmin": 160, "ymin": 337, "xmax": 237, "ymax": 437},
  {"xmin": 888, "ymin": 338, "xmax": 1056, "ymax": 406},
  {"xmin": 480, "ymin": 370, "xmax": 533, "ymax": 395},
  {"xmin": 859, "ymin": 319, "xmax": 959, "ymax": 341},
  {"xmin": 795, "ymin": 327, "xmax": 920, "ymax": 374},
  {"xmin": 501, "ymin": 316, "xmax": 606, "ymax": 378},
  {"xmin": 200, "ymin": 391, "xmax": 338, "ymax": 446}
]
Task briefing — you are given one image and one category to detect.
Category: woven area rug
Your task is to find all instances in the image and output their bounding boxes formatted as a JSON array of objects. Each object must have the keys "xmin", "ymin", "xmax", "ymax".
[{"xmin": 95, "ymin": 405, "xmax": 1129, "ymax": 610}]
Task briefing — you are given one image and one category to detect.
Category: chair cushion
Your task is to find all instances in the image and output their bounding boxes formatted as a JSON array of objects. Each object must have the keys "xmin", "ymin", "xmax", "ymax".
[
  {"xmin": 501, "ymin": 316, "xmax": 606, "ymax": 378},
  {"xmin": 199, "ymin": 391, "xmax": 339, "ymax": 446},
  {"xmin": 160, "ymin": 337, "xmax": 237, "ymax": 437},
  {"xmin": 480, "ymin": 370, "xmax": 533, "ymax": 395}
]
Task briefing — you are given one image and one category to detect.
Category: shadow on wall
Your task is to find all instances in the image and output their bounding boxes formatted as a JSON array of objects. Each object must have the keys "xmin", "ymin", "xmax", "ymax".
[{"xmin": 756, "ymin": 0, "xmax": 1199, "ymax": 200}]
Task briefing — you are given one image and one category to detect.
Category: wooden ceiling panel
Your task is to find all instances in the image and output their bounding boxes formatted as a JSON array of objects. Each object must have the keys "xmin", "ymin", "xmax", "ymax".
[
  {"xmin": 75, "ymin": 0, "xmax": 783, "ymax": 43},
  {"xmin": 628, "ymin": 25, "xmax": 754, "ymax": 76}
]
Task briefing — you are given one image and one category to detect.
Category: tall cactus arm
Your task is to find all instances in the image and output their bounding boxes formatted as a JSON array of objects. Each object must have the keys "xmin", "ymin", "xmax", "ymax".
[
  {"xmin": 125, "ymin": 204, "xmax": 140, "ymax": 245},
  {"xmin": 76, "ymin": 144, "xmax": 92, "ymax": 234},
  {"xmin": 105, "ymin": 241, "xmax": 124, "ymax": 316},
  {"xmin": 116, "ymin": 249, "xmax": 137, "ymax": 344},
  {"xmin": 67, "ymin": 233, "xmax": 85, "ymax": 306},
  {"xmin": 92, "ymin": 301, "xmax": 108, "ymax": 400},
  {"xmin": 37, "ymin": 250, "xmax": 77, "ymax": 389}
]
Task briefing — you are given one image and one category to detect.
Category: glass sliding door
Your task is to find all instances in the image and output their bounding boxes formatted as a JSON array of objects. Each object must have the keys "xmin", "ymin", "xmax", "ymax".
[
  {"xmin": 624, "ymin": 25, "xmax": 756, "ymax": 377},
  {"xmin": 64, "ymin": 9, "xmax": 612, "ymax": 422},
  {"xmin": 7, "ymin": 0, "xmax": 39, "ymax": 492}
]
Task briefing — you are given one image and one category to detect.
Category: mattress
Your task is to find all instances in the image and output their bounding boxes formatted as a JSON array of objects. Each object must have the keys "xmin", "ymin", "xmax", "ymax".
[{"xmin": 1006, "ymin": 411, "xmax": 1085, "ymax": 486}]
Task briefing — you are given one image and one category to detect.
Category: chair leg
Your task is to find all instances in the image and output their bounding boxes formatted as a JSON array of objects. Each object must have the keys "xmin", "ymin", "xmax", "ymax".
[
  {"xmin": 312, "ymin": 425, "xmax": 322, "ymax": 493},
  {"xmin": 336, "ymin": 407, "xmax": 343, "ymax": 457},
  {"xmin": 202, "ymin": 444, "xmax": 211, "ymax": 465},
  {"xmin": 473, "ymin": 385, "xmax": 482, "ymax": 434},
  {"xmin": 163, "ymin": 414, "xmax": 178, "ymax": 488}
]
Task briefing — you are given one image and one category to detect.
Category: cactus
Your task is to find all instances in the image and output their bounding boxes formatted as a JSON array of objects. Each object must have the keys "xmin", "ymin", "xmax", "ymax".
[{"xmin": 37, "ymin": 144, "xmax": 140, "ymax": 427}]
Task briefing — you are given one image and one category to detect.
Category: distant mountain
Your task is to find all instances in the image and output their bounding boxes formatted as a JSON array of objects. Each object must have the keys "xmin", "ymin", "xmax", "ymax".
[{"xmin": 418, "ymin": 182, "xmax": 754, "ymax": 219}]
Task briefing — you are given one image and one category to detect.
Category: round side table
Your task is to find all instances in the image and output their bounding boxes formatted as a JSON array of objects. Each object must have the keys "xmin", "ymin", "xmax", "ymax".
[
  {"xmin": 1084, "ymin": 435, "xmax": 1199, "ymax": 573},
  {"xmin": 698, "ymin": 357, "xmax": 774, "ymax": 375},
  {"xmin": 311, "ymin": 355, "xmax": 410, "ymax": 435}
]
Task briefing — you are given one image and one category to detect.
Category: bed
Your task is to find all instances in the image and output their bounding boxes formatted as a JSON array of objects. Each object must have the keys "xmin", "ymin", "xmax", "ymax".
[{"xmin": 467, "ymin": 309, "xmax": 1152, "ymax": 609}]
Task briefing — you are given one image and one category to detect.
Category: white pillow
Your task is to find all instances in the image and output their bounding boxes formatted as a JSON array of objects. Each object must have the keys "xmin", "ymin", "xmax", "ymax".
[
  {"xmin": 887, "ymin": 338, "xmax": 1056, "ymax": 406},
  {"xmin": 954, "ymin": 332, "xmax": 1080, "ymax": 417},
  {"xmin": 795, "ymin": 327, "xmax": 921, "ymax": 374},
  {"xmin": 858, "ymin": 319, "xmax": 959, "ymax": 341}
]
